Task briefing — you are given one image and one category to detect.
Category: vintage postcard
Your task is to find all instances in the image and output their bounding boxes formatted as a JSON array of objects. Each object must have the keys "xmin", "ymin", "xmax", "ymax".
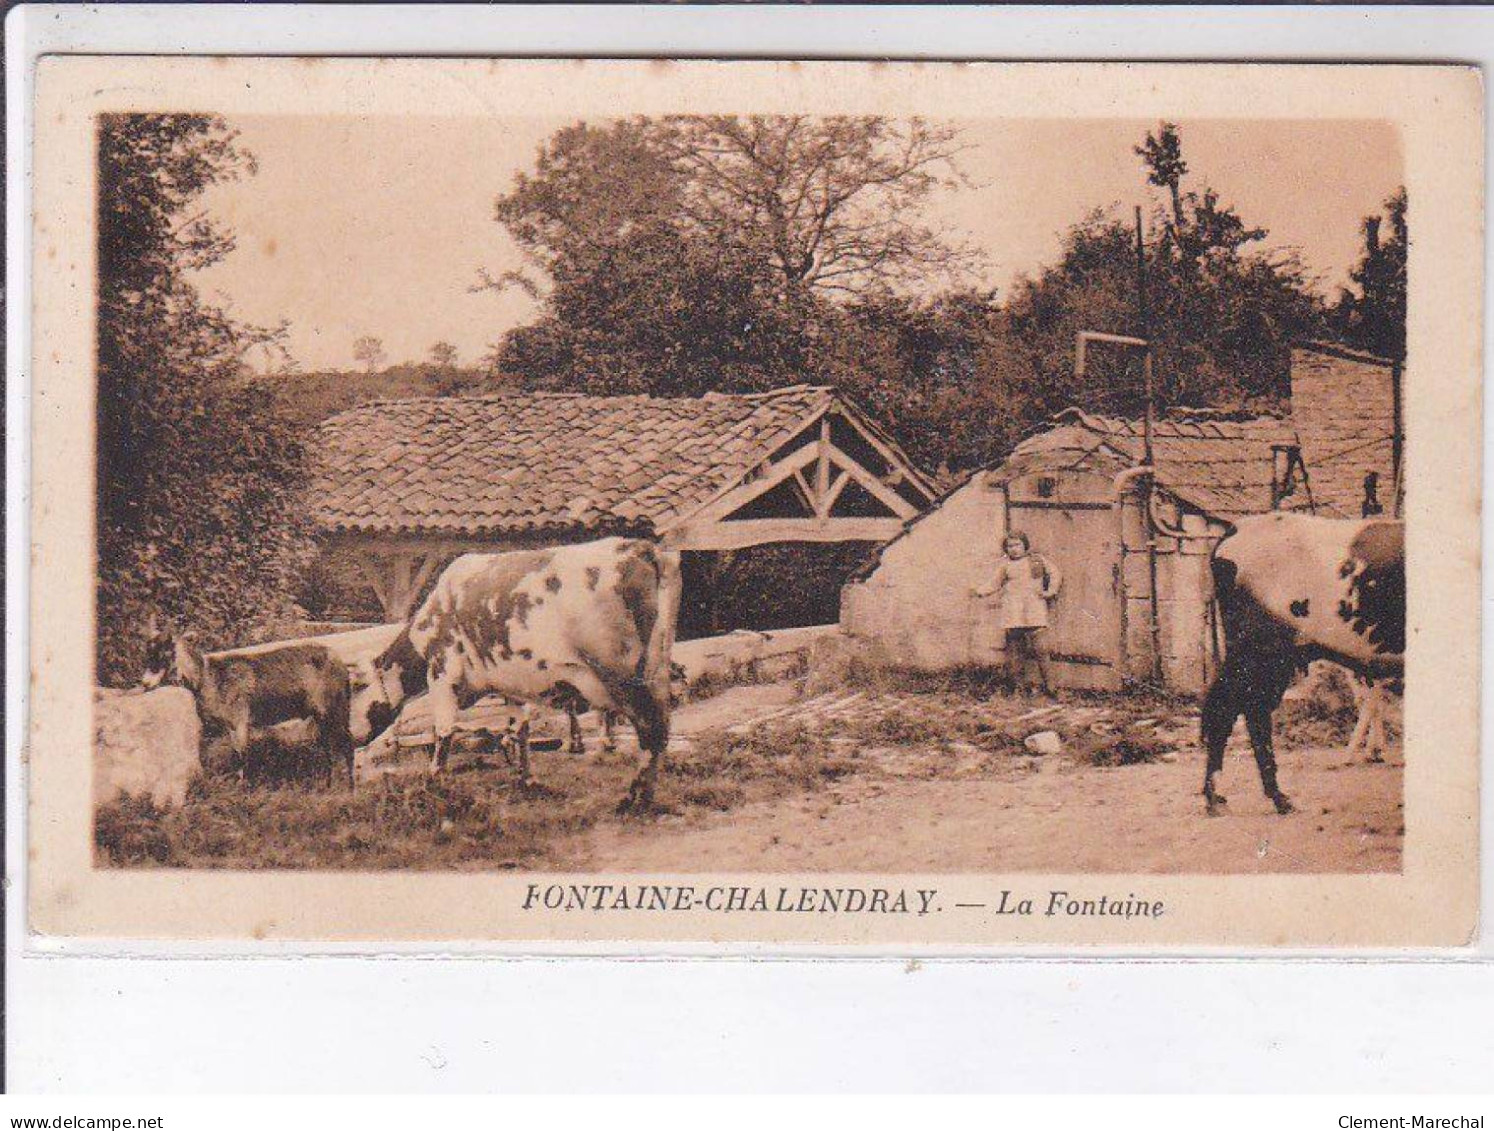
[{"xmin": 25, "ymin": 58, "xmax": 1481, "ymax": 947}]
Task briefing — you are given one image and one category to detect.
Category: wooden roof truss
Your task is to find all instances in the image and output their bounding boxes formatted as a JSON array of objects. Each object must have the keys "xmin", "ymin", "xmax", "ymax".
[{"xmin": 661, "ymin": 405, "xmax": 933, "ymax": 553}]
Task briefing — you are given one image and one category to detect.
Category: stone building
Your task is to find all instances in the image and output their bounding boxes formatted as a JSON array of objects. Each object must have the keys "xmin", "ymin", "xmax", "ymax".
[
  {"xmin": 841, "ymin": 408, "xmax": 1311, "ymax": 694},
  {"xmin": 1289, "ymin": 342, "xmax": 1402, "ymax": 518}
]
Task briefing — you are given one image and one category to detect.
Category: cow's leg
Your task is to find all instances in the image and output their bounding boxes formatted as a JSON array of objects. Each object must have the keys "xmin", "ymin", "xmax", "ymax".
[
  {"xmin": 325, "ymin": 674, "xmax": 357, "ymax": 791},
  {"xmin": 618, "ymin": 689, "xmax": 670, "ymax": 815},
  {"xmin": 1243, "ymin": 701, "xmax": 1294, "ymax": 815},
  {"xmin": 310, "ymin": 720, "xmax": 332, "ymax": 789},
  {"xmin": 567, "ymin": 708, "xmax": 584, "ymax": 755},
  {"xmin": 601, "ymin": 710, "xmax": 617, "ymax": 754},
  {"xmin": 1355, "ymin": 680, "xmax": 1388, "ymax": 763},
  {"xmin": 430, "ymin": 733, "xmax": 452, "ymax": 775},
  {"xmin": 326, "ymin": 715, "xmax": 356, "ymax": 791},
  {"xmin": 514, "ymin": 713, "xmax": 535, "ymax": 789},
  {"xmin": 1346, "ymin": 683, "xmax": 1369, "ymax": 760},
  {"xmin": 1200, "ymin": 673, "xmax": 1241, "ymax": 816},
  {"xmin": 428, "ymin": 677, "xmax": 460, "ymax": 775},
  {"xmin": 301, "ymin": 717, "xmax": 330, "ymax": 789},
  {"xmin": 510, "ymin": 709, "xmax": 560, "ymax": 798},
  {"xmin": 229, "ymin": 715, "xmax": 253, "ymax": 787},
  {"xmin": 1368, "ymin": 686, "xmax": 1389, "ymax": 763}
]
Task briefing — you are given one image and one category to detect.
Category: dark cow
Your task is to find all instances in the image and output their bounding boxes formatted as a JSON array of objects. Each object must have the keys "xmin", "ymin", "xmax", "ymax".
[
  {"xmin": 360, "ymin": 538, "xmax": 682, "ymax": 812},
  {"xmin": 174, "ymin": 636, "xmax": 357, "ymax": 789},
  {"xmin": 139, "ymin": 614, "xmax": 175, "ymax": 691},
  {"xmin": 1202, "ymin": 513, "xmax": 1405, "ymax": 816}
]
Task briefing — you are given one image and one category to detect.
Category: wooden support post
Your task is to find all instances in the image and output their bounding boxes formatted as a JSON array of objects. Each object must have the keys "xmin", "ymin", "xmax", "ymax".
[
  {"xmin": 356, "ymin": 552, "xmax": 396, "ymax": 619},
  {"xmin": 827, "ymin": 444, "xmax": 921, "ymax": 519},
  {"xmin": 816, "ymin": 416, "xmax": 832, "ymax": 526},
  {"xmin": 406, "ymin": 553, "xmax": 441, "ymax": 614},
  {"xmin": 355, "ymin": 548, "xmax": 442, "ymax": 621},
  {"xmin": 389, "ymin": 555, "xmax": 414, "ymax": 619},
  {"xmin": 792, "ymin": 468, "xmax": 816, "ymax": 514}
]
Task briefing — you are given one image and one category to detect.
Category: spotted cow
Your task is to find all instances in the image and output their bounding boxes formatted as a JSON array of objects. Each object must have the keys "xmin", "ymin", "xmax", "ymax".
[
  {"xmin": 1203, "ymin": 513, "xmax": 1404, "ymax": 816},
  {"xmin": 361, "ymin": 538, "xmax": 682, "ymax": 812}
]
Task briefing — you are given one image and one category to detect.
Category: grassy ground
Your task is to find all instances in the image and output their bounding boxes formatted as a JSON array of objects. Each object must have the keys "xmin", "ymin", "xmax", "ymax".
[
  {"xmin": 94, "ymin": 668, "xmax": 1386, "ymax": 872},
  {"xmin": 94, "ymin": 718, "xmax": 860, "ymax": 871}
]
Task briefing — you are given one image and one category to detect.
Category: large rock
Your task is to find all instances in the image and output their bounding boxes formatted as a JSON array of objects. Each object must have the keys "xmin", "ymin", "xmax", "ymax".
[
  {"xmin": 1023, "ymin": 730, "xmax": 1064, "ymax": 757},
  {"xmin": 93, "ymin": 686, "xmax": 202, "ymax": 810}
]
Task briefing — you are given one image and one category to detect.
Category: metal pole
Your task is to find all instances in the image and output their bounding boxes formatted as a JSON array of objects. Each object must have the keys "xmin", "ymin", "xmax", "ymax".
[
  {"xmin": 1137, "ymin": 206, "xmax": 1155, "ymax": 466},
  {"xmin": 1137, "ymin": 206, "xmax": 1163, "ymax": 686}
]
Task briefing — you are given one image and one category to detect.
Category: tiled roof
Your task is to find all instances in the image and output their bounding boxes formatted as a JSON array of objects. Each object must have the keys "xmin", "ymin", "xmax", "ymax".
[
  {"xmin": 313, "ymin": 385, "xmax": 858, "ymax": 536},
  {"xmin": 1002, "ymin": 408, "xmax": 1305, "ymax": 520}
]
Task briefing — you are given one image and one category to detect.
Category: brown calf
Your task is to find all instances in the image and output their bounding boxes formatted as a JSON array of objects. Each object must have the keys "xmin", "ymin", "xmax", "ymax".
[{"xmin": 174, "ymin": 637, "xmax": 356, "ymax": 789}]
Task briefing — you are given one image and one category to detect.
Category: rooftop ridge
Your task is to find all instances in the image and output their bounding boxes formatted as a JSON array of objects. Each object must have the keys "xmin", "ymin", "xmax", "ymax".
[
  {"xmin": 323, "ymin": 384, "xmax": 837, "ymax": 417},
  {"xmin": 1294, "ymin": 340, "xmax": 1397, "ymax": 368},
  {"xmin": 1004, "ymin": 404, "xmax": 1303, "ymax": 522},
  {"xmin": 1050, "ymin": 406, "xmax": 1293, "ymax": 433}
]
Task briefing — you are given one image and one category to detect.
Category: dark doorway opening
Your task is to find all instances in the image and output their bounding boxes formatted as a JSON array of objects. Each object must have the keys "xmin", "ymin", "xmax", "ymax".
[{"xmin": 677, "ymin": 541, "xmax": 881, "ymax": 641}]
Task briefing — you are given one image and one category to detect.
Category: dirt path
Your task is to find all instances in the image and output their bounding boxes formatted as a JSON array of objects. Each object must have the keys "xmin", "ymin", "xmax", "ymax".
[
  {"xmin": 568, "ymin": 684, "xmax": 1404, "ymax": 875},
  {"xmin": 578, "ymin": 750, "xmax": 1401, "ymax": 873}
]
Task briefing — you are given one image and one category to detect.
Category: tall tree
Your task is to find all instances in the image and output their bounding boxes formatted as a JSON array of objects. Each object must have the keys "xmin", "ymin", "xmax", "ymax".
[
  {"xmin": 1136, "ymin": 122, "xmax": 1266, "ymax": 272},
  {"xmin": 488, "ymin": 115, "xmax": 976, "ymax": 394},
  {"xmin": 810, "ymin": 290, "xmax": 1036, "ymax": 475},
  {"xmin": 352, "ymin": 335, "xmax": 387, "ymax": 374},
  {"xmin": 1007, "ymin": 123, "xmax": 1323, "ymax": 418},
  {"xmin": 653, "ymin": 115, "xmax": 976, "ymax": 304},
  {"xmin": 96, "ymin": 113, "xmax": 310, "ymax": 684},
  {"xmin": 428, "ymin": 340, "xmax": 459, "ymax": 370},
  {"xmin": 1332, "ymin": 186, "xmax": 1407, "ymax": 361}
]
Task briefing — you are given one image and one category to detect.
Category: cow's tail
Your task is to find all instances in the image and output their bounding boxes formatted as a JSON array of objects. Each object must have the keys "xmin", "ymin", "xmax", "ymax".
[
  {"xmin": 1207, "ymin": 542, "xmax": 1239, "ymax": 669},
  {"xmin": 615, "ymin": 543, "xmax": 681, "ymax": 759},
  {"xmin": 643, "ymin": 546, "xmax": 682, "ymax": 694}
]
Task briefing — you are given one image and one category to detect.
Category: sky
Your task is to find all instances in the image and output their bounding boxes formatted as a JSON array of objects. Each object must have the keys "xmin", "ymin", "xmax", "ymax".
[{"xmin": 193, "ymin": 115, "xmax": 1402, "ymax": 373}]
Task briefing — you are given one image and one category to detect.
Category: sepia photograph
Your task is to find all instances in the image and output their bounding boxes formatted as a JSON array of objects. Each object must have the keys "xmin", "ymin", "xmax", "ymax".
[{"xmin": 25, "ymin": 59, "xmax": 1480, "ymax": 945}]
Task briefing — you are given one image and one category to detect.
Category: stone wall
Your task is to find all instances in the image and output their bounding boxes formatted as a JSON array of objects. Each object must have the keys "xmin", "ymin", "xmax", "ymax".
[{"xmin": 1290, "ymin": 345, "xmax": 1399, "ymax": 518}]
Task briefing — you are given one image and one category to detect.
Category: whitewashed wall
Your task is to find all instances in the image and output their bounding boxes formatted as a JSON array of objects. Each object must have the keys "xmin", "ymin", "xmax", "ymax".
[{"xmin": 840, "ymin": 472, "xmax": 1008, "ymax": 668}]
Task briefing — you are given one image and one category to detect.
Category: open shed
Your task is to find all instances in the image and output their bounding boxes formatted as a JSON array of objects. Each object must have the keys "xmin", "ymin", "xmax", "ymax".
[
  {"xmin": 309, "ymin": 385, "xmax": 936, "ymax": 628},
  {"xmin": 841, "ymin": 408, "xmax": 1310, "ymax": 694}
]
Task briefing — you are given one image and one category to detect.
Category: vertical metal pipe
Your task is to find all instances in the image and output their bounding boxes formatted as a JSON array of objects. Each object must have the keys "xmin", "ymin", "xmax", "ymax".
[
  {"xmin": 1137, "ymin": 207, "xmax": 1164, "ymax": 685},
  {"xmin": 1137, "ymin": 207, "xmax": 1154, "ymax": 467}
]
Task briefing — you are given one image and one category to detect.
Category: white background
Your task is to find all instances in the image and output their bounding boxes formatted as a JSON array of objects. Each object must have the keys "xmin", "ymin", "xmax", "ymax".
[{"xmin": 7, "ymin": 4, "xmax": 1493, "ymax": 1093}]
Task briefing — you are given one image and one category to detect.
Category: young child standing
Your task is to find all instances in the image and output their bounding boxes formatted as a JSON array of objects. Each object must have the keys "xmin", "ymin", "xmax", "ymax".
[{"xmin": 972, "ymin": 531, "xmax": 1063, "ymax": 694}]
